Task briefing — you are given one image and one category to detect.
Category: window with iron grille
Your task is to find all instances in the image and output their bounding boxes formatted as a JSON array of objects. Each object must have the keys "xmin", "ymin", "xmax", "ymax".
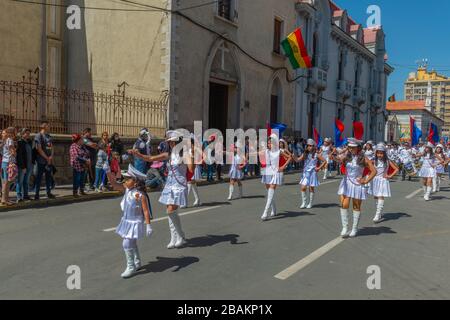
[
  {"xmin": 273, "ymin": 18, "xmax": 283, "ymax": 54},
  {"xmin": 218, "ymin": 0, "xmax": 232, "ymax": 20}
]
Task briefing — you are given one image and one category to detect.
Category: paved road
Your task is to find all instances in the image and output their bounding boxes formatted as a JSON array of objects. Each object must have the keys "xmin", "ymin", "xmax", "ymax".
[{"xmin": 1, "ymin": 173, "xmax": 450, "ymax": 300}]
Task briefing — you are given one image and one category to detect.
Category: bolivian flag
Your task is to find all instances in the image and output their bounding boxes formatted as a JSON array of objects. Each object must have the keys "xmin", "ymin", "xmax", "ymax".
[{"xmin": 281, "ymin": 28, "xmax": 312, "ymax": 69}]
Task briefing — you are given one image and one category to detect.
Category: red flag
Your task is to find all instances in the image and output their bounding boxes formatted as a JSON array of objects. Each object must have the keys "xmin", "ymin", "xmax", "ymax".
[{"xmin": 353, "ymin": 121, "xmax": 364, "ymax": 140}]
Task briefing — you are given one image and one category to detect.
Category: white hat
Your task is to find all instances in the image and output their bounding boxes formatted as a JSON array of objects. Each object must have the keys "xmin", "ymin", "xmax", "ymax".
[
  {"xmin": 426, "ymin": 142, "xmax": 435, "ymax": 148},
  {"xmin": 375, "ymin": 143, "xmax": 387, "ymax": 152},
  {"xmin": 269, "ymin": 133, "xmax": 279, "ymax": 141},
  {"xmin": 122, "ymin": 164, "xmax": 147, "ymax": 181},
  {"xmin": 436, "ymin": 144, "xmax": 444, "ymax": 149},
  {"xmin": 306, "ymin": 139, "xmax": 316, "ymax": 146},
  {"xmin": 166, "ymin": 130, "xmax": 183, "ymax": 142},
  {"xmin": 366, "ymin": 140, "xmax": 374, "ymax": 146},
  {"xmin": 279, "ymin": 139, "xmax": 287, "ymax": 145},
  {"xmin": 324, "ymin": 137, "xmax": 332, "ymax": 143},
  {"xmin": 347, "ymin": 138, "xmax": 363, "ymax": 147}
]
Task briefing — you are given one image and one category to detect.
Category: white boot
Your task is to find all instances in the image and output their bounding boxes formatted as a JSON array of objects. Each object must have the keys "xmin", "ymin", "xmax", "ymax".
[
  {"xmin": 121, "ymin": 249, "xmax": 137, "ymax": 278},
  {"xmin": 261, "ymin": 188, "xmax": 275, "ymax": 221},
  {"xmin": 424, "ymin": 186, "xmax": 432, "ymax": 201},
  {"xmin": 373, "ymin": 199, "xmax": 384, "ymax": 223},
  {"xmin": 422, "ymin": 185, "xmax": 427, "ymax": 195},
  {"xmin": 167, "ymin": 217, "xmax": 177, "ymax": 249},
  {"xmin": 323, "ymin": 169, "xmax": 328, "ymax": 180},
  {"xmin": 237, "ymin": 185, "xmax": 243, "ymax": 199},
  {"xmin": 306, "ymin": 192, "xmax": 314, "ymax": 209},
  {"xmin": 349, "ymin": 211, "xmax": 361, "ymax": 238},
  {"xmin": 227, "ymin": 185, "xmax": 234, "ymax": 201},
  {"xmin": 270, "ymin": 199, "xmax": 277, "ymax": 217},
  {"xmin": 432, "ymin": 177, "xmax": 437, "ymax": 193},
  {"xmin": 300, "ymin": 192, "xmax": 307, "ymax": 209},
  {"xmin": 171, "ymin": 211, "xmax": 186, "ymax": 248},
  {"xmin": 134, "ymin": 247, "xmax": 143, "ymax": 271},
  {"xmin": 191, "ymin": 184, "xmax": 201, "ymax": 207},
  {"xmin": 437, "ymin": 177, "xmax": 441, "ymax": 192},
  {"xmin": 340, "ymin": 208, "xmax": 349, "ymax": 237},
  {"xmin": 181, "ymin": 185, "xmax": 189, "ymax": 209}
]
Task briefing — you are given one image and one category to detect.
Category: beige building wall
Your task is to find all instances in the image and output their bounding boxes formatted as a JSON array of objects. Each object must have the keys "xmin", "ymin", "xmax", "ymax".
[
  {"xmin": 65, "ymin": 0, "xmax": 168, "ymax": 100},
  {"xmin": 0, "ymin": 1, "xmax": 45, "ymax": 82}
]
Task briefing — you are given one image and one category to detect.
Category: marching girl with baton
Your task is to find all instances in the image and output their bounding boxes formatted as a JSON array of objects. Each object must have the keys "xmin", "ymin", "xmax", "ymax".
[
  {"xmin": 130, "ymin": 130, "xmax": 194, "ymax": 249},
  {"xmin": 292, "ymin": 139, "xmax": 327, "ymax": 209},
  {"xmin": 368, "ymin": 143, "xmax": 399, "ymax": 223},
  {"xmin": 227, "ymin": 142, "xmax": 246, "ymax": 200},
  {"xmin": 433, "ymin": 144, "xmax": 447, "ymax": 193},
  {"xmin": 183, "ymin": 136, "xmax": 203, "ymax": 208},
  {"xmin": 107, "ymin": 165, "xmax": 153, "ymax": 279},
  {"xmin": 260, "ymin": 133, "xmax": 291, "ymax": 221},
  {"xmin": 416, "ymin": 142, "xmax": 438, "ymax": 201},
  {"xmin": 333, "ymin": 138, "xmax": 376, "ymax": 238}
]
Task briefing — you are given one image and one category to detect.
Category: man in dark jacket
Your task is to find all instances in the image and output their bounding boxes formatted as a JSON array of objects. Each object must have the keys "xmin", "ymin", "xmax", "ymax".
[{"xmin": 16, "ymin": 128, "xmax": 33, "ymax": 202}]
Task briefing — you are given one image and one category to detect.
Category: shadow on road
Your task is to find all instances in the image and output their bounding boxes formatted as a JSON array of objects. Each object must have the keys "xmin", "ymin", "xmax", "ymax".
[
  {"xmin": 200, "ymin": 201, "xmax": 232, "ymax": 207},
  {"xmin": 185, "ymin": 234, "xmax": 248, "ymax": 248},
  {"xmin": 314, "ymin": 203, "xmax": 339, "ymax": 209},
  {"xmin": 431, "ymin": 196, "xmax": 450, "ymax": 200},
  {"xmin": 382, "ymin": 212, "xmax": 412, "ymax": 222},
  {"xmin": 271, "ymin": 211, "xmax": 315, "ymax": 220},
  {"xmin": 357, "ymin": 226, "xmax": 396, "ymax": 237},
  {"xmin": 241, "ymin": 195, "xmax": 265, "ymax": 199},
  {"xmin": 139, "ymin": 256, "xmax": 200, "ymax": 274}
]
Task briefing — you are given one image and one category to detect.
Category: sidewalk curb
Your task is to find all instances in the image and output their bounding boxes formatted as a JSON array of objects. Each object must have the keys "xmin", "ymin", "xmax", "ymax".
[{"xmin": 0, "ymin": 170, "xmax": 303, "ymax": 212}]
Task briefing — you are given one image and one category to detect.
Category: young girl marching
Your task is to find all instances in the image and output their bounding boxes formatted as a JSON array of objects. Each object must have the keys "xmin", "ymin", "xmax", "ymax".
[
  {"xmin": 260, "ymin": 134, "xmax": 291, "ymax": 221},
  {"xmin": 333, "ymin": 138, "xmax": 376, "ymax": 238},
  {"xmin": 184, "ymin": 137, "xmax": 203, "ymax": 208},
  {"xmin": 433, "ymin": 144, "xmax": 447, "ymax": 193},
  {"xmin": 293, "ymin": 139, "xmax": 327, "ymax": 209},
  {"xmin": 417, "ymin": 142, "xmax": 437, "ymax": 201},
  {"xmin": 131, "ymin": 130, "xmax": 194, "ymax": 249},
  {"xmin": 368, "ymin": 143, "xmax": 399, "ymax": 223},
  {"xmin": 107, "ymin": 165, "xmax": 153, "ymax": 279},
  {"xmin": 319, "ymin": 138, "xmax": 334, "ymax": 180},
  {"xmin": 363, "ymin": 141, "xmax": 375, "ymax": 161},
  {"xmin": 227, "ymin": 143, "xmax": 246, "ymax": 200}
]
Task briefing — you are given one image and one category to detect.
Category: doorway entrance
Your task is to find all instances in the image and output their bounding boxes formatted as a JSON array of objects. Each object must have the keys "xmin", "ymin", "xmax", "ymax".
[{"xmin": 209, "ymin": 82, "xmax": 229, "ymax": 133}]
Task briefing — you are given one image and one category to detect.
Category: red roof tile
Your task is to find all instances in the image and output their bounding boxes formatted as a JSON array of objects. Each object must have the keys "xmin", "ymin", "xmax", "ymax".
[{"xmin": 387, "ymin": 101, "xmax": 426, "ymax": 111}]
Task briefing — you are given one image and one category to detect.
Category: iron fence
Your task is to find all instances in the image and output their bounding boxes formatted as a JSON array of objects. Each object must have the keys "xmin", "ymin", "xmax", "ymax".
[{"xmin": 0, "ymin": 72, "xmax": 168, "ymax": 138}]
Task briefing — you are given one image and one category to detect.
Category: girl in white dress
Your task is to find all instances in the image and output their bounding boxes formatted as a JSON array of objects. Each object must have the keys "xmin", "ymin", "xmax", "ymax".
[
  {"xmin": 364, "ymin": 141, "xmax": 375, "ymax": 161},
  {"xmin": 259, "ymin": 134, "xmax": 291, "ymax": 221},
  {"xmin": 333, "ymin": 138, "xmax": 376, "ymax": 238},
  {"xmin": 184, "ymin": 138, "xmax": 203, "ymax": 208},
  {"xmin": 107, "ymin": 165, "xmax": 153, "ymax": 279},
  {"xmin": 433, "ymin": 144, "xmax": 447, "ymax": 193},
  {"xmin": 131, "ymin": 130, "xmax": 194, "ymax": 249},
  {"xmin": 417, "ymin": 142, "xmax": 437, "ymax": 201},
  {"xmin": 319, "ymin": 138, "xmax": 334, "ymax": 180},
  {"xmin": 368, "ymin": 143, "xmax": 399, "ymax": 223},
  {"xmin": 293, "ymin": 139, "xmax": 327, "ymax": 209},
  {"xmin": 227, "ymin": 143, "xmax": 246, "ymax": 200}
]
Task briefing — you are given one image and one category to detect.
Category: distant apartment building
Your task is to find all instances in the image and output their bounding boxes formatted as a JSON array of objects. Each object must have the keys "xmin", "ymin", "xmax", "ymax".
[{"xmin": 405, "ymin": 67, "xmax": 450, "ymax": 136}]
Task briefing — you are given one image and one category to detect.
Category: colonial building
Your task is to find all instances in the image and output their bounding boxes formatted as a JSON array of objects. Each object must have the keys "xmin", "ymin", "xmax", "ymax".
[
  {"xmin": 295, "ymin": 0, "xmax": 393, "ymax": 141},
  {"xmin": 386, "ymin": 100, "xmax": 443, "ymax": 143},
  {"xmin": 405, "ymin": 66, "xmax": 450, "ymax": 137},
  {"xmin": 1, "ymin": 0, "xmax": 393, "ymax": 141}
]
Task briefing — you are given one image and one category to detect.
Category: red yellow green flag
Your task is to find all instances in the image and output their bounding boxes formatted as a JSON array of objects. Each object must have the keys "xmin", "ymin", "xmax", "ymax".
[{"xmin": 281, "ymin": 28, "xmax": 312, "ymax": 69}]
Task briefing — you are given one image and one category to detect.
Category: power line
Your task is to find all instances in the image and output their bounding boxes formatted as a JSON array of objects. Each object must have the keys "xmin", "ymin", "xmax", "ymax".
[{"xmin": 10, "ymin": 0, "xmax": 162, "ymax": 12}]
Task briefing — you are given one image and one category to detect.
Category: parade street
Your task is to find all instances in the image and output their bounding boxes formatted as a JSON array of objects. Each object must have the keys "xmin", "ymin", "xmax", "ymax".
[{"xmin": 1, "ymin": 173, "xmax": 450, "ymax": 300}]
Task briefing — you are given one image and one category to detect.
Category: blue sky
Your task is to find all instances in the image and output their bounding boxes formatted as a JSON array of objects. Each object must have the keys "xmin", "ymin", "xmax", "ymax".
[{"xmin": 338, "ymin": 0, "xmax": 450, "ymax": 100}]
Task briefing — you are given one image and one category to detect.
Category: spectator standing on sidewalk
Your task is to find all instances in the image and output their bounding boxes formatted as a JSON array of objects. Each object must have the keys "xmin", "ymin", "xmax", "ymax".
[
  {"xmin": 82, "ymin": 128, "xmax": 98, "ymax": 191},
  {"xmin": 70, "ymin": 134, "xmax": 89, "ymax": 197},
  {"xmin": 94, "ymin": 143, "xmax": 108, "ymax": 192},
  {"xmin": 2, "ymin": 128, "xmax": 17, "ymax": 205},
  {"xmin": 133, "ymin": 128, "xmax": 152, "ymax": 174},
  {"xmin": 111, "ymin": 132, "xmax": 124, "ymax": 162},
  {"xmin": 16, "ymin": 128, "xmax": 33, "ymax": 202},
  {"xmin": 34, "ymin": 122, "xmax": 56, "ymax": 200}
]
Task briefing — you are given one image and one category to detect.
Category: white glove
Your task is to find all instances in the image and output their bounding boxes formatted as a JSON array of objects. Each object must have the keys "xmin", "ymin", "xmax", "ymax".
[{"xmin": 146, "ymin": 224, "xmax": 153, "ymax": 238}]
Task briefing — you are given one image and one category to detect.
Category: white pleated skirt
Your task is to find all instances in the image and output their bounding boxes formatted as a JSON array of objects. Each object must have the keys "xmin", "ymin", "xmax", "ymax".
[
  {"xmin": 261, "ymin": 173, "xmax": 284, "ymax": 185},
  {"xmin": 299, "ymin": 170, "xmax": 320, "ymax": 187},
  {"xmin": 337, "ymin": 177, "xmax": 367, "ymax": 200},
  {"xmin": 368, "ymin": 176, "xmax": 391, "ymax": 197},
  {"xmin": 193, "ymin": 165, "xmax": 203, "ymax": 181},
  {"xmin": 229, "ymin": 166, "xmax": 244, "ymax": 180},
  {"xmin": 116, "ymin": 218, "xmax": 145, "ymax": 239},
  {"xmin": 418, "ymin": 167, "xmax": 436, "ymax": 178},
  {"xmin": 436, "ymin": 166, "xmax": 445, "ymax": 174},
  {"xmin": 159, "ymin": 177, "xmax": 188, "ymax": 207}
]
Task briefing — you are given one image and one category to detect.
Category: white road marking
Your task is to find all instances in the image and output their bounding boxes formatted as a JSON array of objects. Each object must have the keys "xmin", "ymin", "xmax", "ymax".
[
  {"xmin": 406, "ymin": 188, "xmax": 423, "ymax": 199},
  {"xmin": 320, "ymin": 179, "xmax": 340, "ymax": 186},
  {"xmin": 275, "ymin": 237, "xmax": 345, "ymax": 280},
  {"xmin": 102, "ymin": 205, "xmax": 222, "ymax": 232}
]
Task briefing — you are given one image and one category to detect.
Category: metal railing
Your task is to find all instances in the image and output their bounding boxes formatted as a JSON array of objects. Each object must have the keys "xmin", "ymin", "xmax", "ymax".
[{"xmin": 0, "ymin": 72, "xmax": 168, "ymax": 137}]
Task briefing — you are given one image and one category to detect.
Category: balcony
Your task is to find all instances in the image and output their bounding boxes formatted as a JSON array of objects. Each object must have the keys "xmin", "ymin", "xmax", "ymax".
[
  {"xmin": 337, "ymin": 80, "xmax": 352, "ymax": 100},
  {"xmin": 307, "ymin": 67, "xmax": 327, "ymax": 91},
  {"xmin": 353, "ymin": 87, "xmax": 367, "ymax": 105},
  {"xmin": 370, "ymin": 93, "xmax": 383, "ymax": 108}
]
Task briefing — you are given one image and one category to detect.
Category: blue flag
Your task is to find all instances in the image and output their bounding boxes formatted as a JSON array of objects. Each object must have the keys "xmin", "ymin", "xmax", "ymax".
[{"xmin": 271, "ymin": 123, "xmax": 287, "ymax": 136}]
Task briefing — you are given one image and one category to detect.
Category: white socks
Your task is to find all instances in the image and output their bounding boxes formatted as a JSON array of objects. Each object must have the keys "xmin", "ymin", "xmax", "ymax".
[
  {"xmin": 340, "ymin": 208, "xmax": 349, "ymax": 237},
  {"xmin": 262, "ymin": 188, "xmax": 275, "ymax": 220},
  {"xmin": 349, "ymin": 211, "xmax": 361, "ymax": 237},
  {"xmin": 300, "ymin": 192, "xmax": 307, "ymax": 209},
  {"xmin": 373, "ymin": 199, "xmax": 384, "ymax": 223},
  {"xmin": 270, "ymin": 199, "xmax": 277, "ymax": 217},
  {"xmin": 307, "ymin": 192, "xmax": 314, "ymax": 209},
  {"xmin": 324, "ymin": 169, "xmax": 328, "ymax": 180},
  {"xmin": 228, "ymin": 185, "xmax": 234, "ymax": 200},
  {"xmin": 191, "ymin": 184, "xmax": 200, "ymax": 206},
  {"xmin": 424, "ymin": 186, "xmax": 432, "ymax": 201}
]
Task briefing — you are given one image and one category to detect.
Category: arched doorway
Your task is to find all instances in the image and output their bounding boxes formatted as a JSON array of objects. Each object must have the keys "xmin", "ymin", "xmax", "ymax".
[
  {"xmin": 206, "ymin": 42, "xmax": 240, "ymax": 133},
  {"xmin": 270, "ymin": 78, "xmax": 282, "ymax": 124}
]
